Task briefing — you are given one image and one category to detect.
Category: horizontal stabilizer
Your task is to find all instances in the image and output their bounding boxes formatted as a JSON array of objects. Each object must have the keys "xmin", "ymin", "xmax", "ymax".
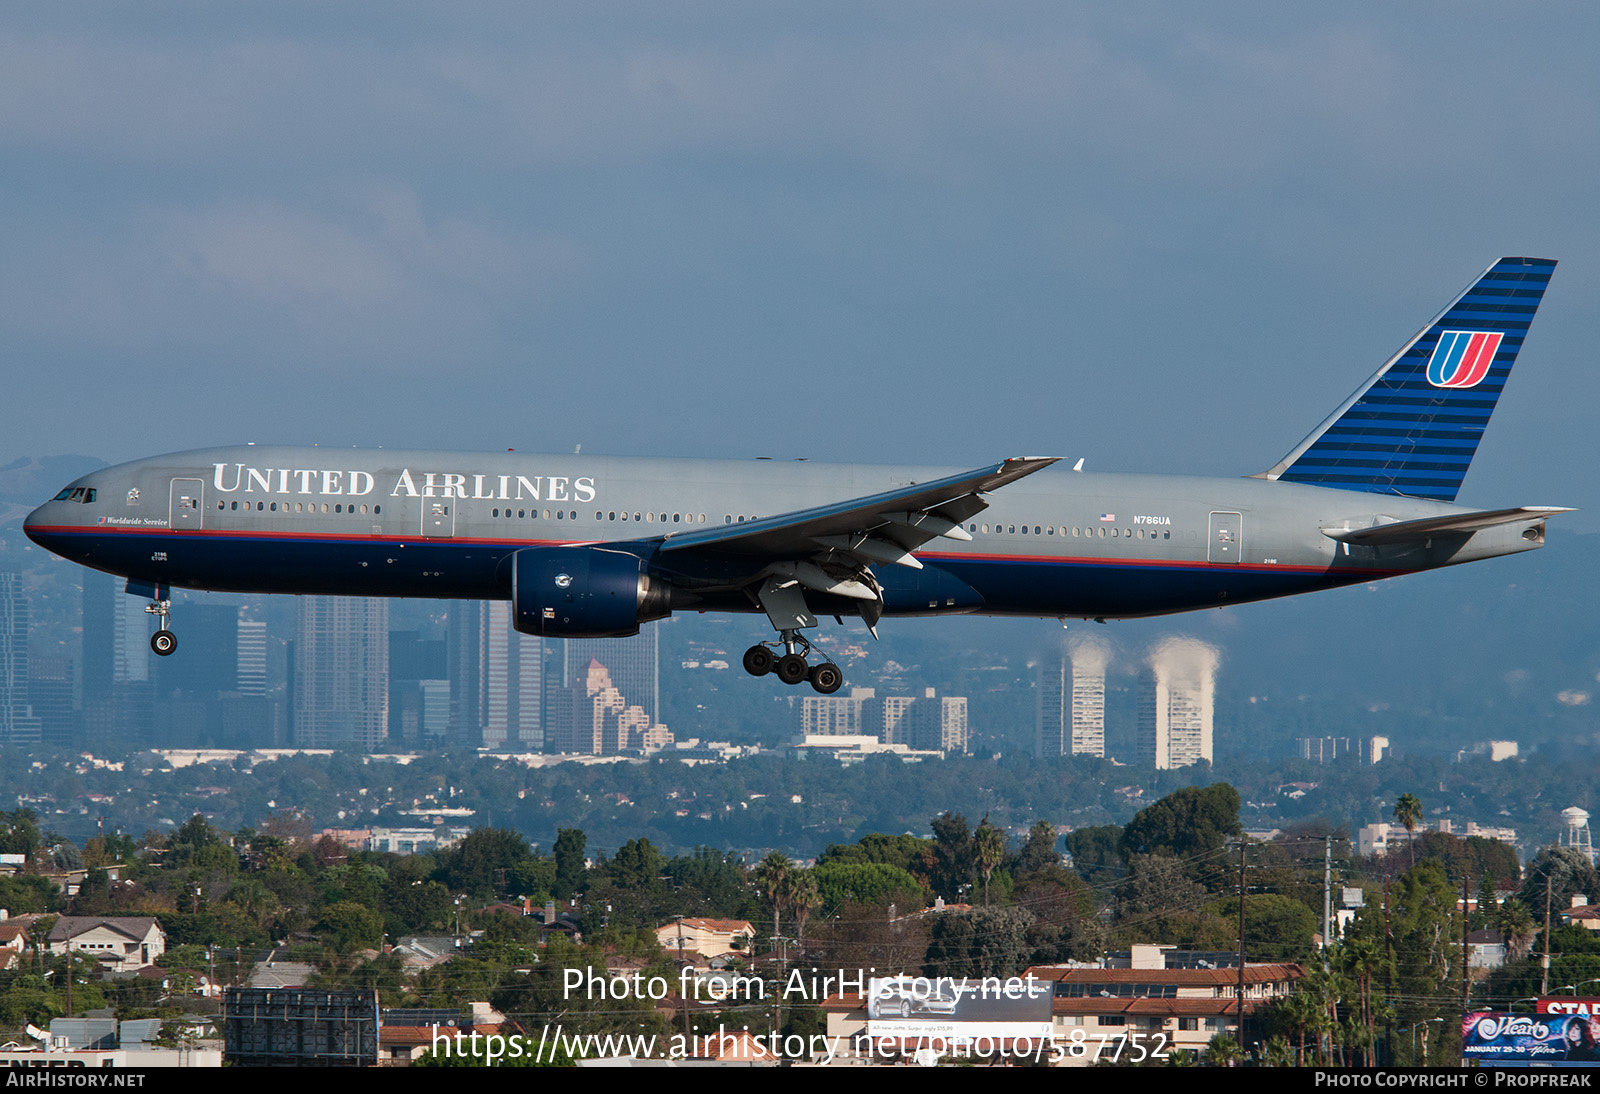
[{"xmin": 1321, "ymin": 506, "xmax": 1575, "ymax": 545}]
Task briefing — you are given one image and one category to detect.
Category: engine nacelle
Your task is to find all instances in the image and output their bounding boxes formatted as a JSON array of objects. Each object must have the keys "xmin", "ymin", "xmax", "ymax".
[{"xmin": 510, "ymin": 546, "xmax": 670, "ymax": 638}]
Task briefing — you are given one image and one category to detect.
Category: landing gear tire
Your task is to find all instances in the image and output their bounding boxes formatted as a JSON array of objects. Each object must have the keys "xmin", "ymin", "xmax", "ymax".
[
  {"xmin": 742, "ymin": 645, "xmax": 774, "ymax": 677},
  {"xmin": 808, "ymin": 663, "xmax": 844, "ymax": 694},
  {"xmin": 776, "ymin": 653, "xmax": 809, "ymax": 686},
  {"xmin": 151, "ymin": 630, "xmax": 177, "ymax": 656}
]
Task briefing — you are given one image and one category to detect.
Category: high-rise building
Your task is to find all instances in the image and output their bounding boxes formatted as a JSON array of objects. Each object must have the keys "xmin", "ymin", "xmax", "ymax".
[
  {"xmin": 1135, "ymin": 639, "xmax": 1217, "ymax": 769},
  {"xmin": 896, "ymin": 688, "xmax": 968, "ymax": 754},
  {"xmin": 237, "ymin": 619, "xmax": 268, "ymax": 696},
  {"xmin": 562, "ymin": 626, "xmax": 658, "ymax": 725},
  {"xmin": 28, "ymin": 653, "xmax": 75, "ymax": 745},
  {"xmin": 292, "ymin": 596, "xmax": 388, "ymax": 749},
  {"xmin": 482, "ymin": 601, "xmax": 542, "ymax": 751},
  {"xmin": 0, "ymin": 574, "xmax": 41, "ymax": 745},
  {"xmin": 446, "ymin": 600, "xmax": 483, "ymax": 748},
  {"xmin": 803, "ymin": 688, "xmax": 878, "ymax": 737},
  {"xmin": 1037, "ymin": 643, "xmax": 1107, "ymax": 759},
  {"xmin": 546, "ymin": 658, "xmax": 667, "ymax": 755},
  {"xmin": 80, "ymin": 572, "xmax": 155, "ymax": 743},
  {"xmin": 1069, "ymin": 657, "xmax": 1107, "ymax": 758}
]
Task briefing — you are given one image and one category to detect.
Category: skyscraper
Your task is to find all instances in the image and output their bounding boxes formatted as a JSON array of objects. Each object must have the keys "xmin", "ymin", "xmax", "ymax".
[
  {"xmin": 482, "ymin": 601, "xmax": 542, "ymax": 751},
  {"xmin": 446, "ymin": 600, "xmax": 483, "ymax": 748},
  {"xmin": 0, "ymin": 574, "xmax": 41, "ymax": 745},
  {"xmin": 562, "ymin": 626, "xmax": 658, "ymax": 725},
  {"xmin": 293, "ymin": 596, "xmax": 388, "ymax": 750},
  {"xmin": 1037, "ymin": 641, "xmax": 1107, "ymax": 759},
  {"xmin": 545, "ymin": 659, "xmax": 663, "ymax": 755},
  {"xmin": 1135, "ymin": 638, "xmax": 1217, "ymax": 769},
  {"xmin": 236, "ymin": 619, "xmax": 268, "ymax": 696}
]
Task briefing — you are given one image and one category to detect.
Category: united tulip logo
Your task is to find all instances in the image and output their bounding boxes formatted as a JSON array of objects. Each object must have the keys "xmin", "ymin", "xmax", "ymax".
[{"xmin": 1426, "ymin": 330, "xmax": 1503, "ymax": 389}]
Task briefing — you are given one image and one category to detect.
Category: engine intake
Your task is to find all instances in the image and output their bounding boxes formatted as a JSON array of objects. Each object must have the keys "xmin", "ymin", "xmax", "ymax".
[{"xmin": 510, "ymin": 546, "xmax": 670, "ymax": 637}]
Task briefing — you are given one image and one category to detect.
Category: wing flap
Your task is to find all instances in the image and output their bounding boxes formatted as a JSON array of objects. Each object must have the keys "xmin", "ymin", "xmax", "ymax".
[{"xmin": 658, "ymin": 456, "xmax": 1058, "ymax": 558}]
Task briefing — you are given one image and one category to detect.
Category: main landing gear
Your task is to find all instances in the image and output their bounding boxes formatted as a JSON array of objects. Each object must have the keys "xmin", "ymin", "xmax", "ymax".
[
  {"xmin": 742, "ymin": 630, "xmax": 844, "ymax": 694},
  {"xmin": 146, "ymin": 598, "xmax": 177, "ymax": 656}
]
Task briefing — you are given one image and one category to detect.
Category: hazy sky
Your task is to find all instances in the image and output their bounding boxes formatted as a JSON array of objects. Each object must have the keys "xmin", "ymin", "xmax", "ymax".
[{"xmin": 4, "ymin": 3, "xmax": 1597, "ymax": 525}]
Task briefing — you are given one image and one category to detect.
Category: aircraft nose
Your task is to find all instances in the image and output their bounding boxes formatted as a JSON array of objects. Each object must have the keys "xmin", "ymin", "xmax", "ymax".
[{"xmin": 23, "ymin": 504, "xmax": 47, "ymax": 546}]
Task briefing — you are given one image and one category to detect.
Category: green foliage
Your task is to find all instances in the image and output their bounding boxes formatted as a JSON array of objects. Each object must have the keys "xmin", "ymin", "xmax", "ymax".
[
  {"xmin": 486, "ymin": 936, "xmax": 670, "ymax": 1043},
  {"xmin": 553, "ymin": 829, "xmax": 587, "ymax": 899},
  {"xmin": 0, "ymin": 810, "xmax": 42, "ymax": 858},
  {"xmin": 1120, "ymin": 785, "xmax": 1240, "ymax": 887},
  {"xmin": 663, "ymin": 848, "xmax": 750, "ymax": 918},
  {"xmin": 923, "ymin": 905, "xmax": 1033, "ymax": 979},
  {"xmin": 818, "ymin": 833, "xmax": 931, "ymax": 875},
  {"xmin": 316, "ymin": 901, "xmax": 385, "ymax": 954},
  {"xmin": 811, "ymin": 861, "xmax": 925, "ymax": 910},
  {"xmin": 1064, "ymin": 825, "xmax": 1123, "ymax": 885},
  {"xmin": 1197, "ymin": 893, "xmax": 1316, "ymax": 963},
  {"xmin": 0, "ymin": 873, "xmax": 60, "ymax": 914},
  {"xmin": 1518, "ymin": 846, "xmax": 1600, "ymax": 918},
  {"xmin": 1413, "ymin": 831, "xmax": 1519, "ymax": 886},
  {"xmin": 442, "ymin": 828, "xmax": 533, "ymax": 897},
  {"xmin": 928, "ymin": 812, "xmax": 974, "ymax": 900},
  {"xmin": 1388, "ymin": 861, "xmax": 1461, "ymax": 1036}
]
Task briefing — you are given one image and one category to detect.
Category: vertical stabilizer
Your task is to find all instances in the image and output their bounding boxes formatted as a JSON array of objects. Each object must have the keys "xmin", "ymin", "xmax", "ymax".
[{"xmin": 1263, "ymin": 257, "xmax": 1555, "ymax": 501}]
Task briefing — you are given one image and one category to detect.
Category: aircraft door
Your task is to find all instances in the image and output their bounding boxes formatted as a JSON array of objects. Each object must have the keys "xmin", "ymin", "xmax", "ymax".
[
  {"xmin": 1208, "ymin": 511, "xmax": 1242, "ymax": 564},
  {"xmin": 422, "ymin": 500, "xmax": 455, "ymax": 538},
  {"xmin": 169, "ymin": 478, "xmax": 204, "ymax": 530}
]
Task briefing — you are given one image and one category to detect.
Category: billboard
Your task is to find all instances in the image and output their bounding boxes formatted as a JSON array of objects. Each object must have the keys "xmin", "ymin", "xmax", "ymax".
[
  {"xmin": 1462, "ymin": 1011, "xmax": 1600, "ymax": 1063},
  {"xmin": 1539, "ymin": 998, "xmax": 1600, "ymax": 1017},
  {"xmin": 866, "ymin": 976, "xmax": 1053, "ymax": 1040},
  {"xmin": 223, "ymin": 988, "xmax": 379, "ymax": 1067}
]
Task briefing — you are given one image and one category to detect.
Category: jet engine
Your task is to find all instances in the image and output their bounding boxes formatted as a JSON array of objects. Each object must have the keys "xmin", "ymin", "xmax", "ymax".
[{"xmin": 510, "ymin": 546, "xmax": 671, "ymax": 638}]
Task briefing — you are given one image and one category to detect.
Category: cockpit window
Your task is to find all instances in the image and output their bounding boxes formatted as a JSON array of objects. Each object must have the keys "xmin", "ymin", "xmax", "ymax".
[{"xmin": 52, "ymin": 487, "xmax": 96, "ymax": 503}]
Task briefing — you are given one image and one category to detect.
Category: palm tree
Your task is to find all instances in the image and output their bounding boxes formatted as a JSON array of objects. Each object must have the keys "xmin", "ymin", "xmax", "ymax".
[
  {"xmin": 1205, "ymin": 1033, "xmax": 1242, "ymax": 1067},
  {"xmin": 790, "ymin": 871, "xmax": 821, "ymax": 951},
  {"xmin": 1393, "ymin": 794, "xmax": 1424, "ymax": 867},
  {"xmin": 974, "ymin": 815, "xmax": 1005, "ymax": 906},
  {"xmin": 1339, "ymin": 936, "xmax": 1385, "ymax": 1066},
  {"xmin": 753, "ymin": 851, "xmax": 791, "ymax": 949},
  {"xmin": 1498, "ymin": 897, "xmax": 1537, "ymax": 962}
]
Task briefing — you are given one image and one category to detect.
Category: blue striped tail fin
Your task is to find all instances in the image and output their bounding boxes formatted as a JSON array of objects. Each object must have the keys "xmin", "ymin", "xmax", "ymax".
[{"xmin": 1264, "ymin": 256, "xmax": 1555, "ymax": 502}]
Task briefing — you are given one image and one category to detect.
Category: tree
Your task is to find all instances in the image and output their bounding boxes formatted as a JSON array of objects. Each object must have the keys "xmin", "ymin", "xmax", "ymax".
[
  {"xmin": 552, "ymin": 829, "xmax": 587, "ymax": 900},
  {"xmin": 443, "ymin": 828, "xmax": 533, "ymax": 897},
  {"xmin": 929, "ymin": 812, "xmax": 974, "ymax": 901},
  {"xmin": 924, "ymin": 906, "xmax": 1032, "ymax": 979},
  {"xmin": 790, "ymin": 871, "xmax": 821, "ymax": 949},
  {"xmin": 974, "ymin": 816, "xmax": 1006, "ymax": 906},
  {"xmin": 1064, "ymin": 825, "xmax": 1123, "ymax": 886},
  {"xmin": 316, "ymin": 901, "xmax": 385, "ymax": 954},
  {"xmin": 1121, "ymin": 785, "xmax": 1241, "ymax": 888},
  {"xmin": 812, "ymin": 861, "xmax": 924, "ymax": 911},
  {"xmin": 1017, "ymin": 821, "xmax": 1060, "ymax": 876},
  {"xmin": 1393, "ymin": 794, "xmax": 1423, "ymax": 868},
  {"xmin": 1517, "ymin": 846, "xmax": 1600, "ymax": 920},
  {"xmin": 752, "ymin": 851, "xmax": 798, "ymax": 948}
]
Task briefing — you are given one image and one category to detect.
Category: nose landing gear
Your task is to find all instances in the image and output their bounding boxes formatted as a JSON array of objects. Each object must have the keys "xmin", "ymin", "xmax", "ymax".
[{"xmin": 144, "ymin": 595, "xmax": 177, "ymax": 656}]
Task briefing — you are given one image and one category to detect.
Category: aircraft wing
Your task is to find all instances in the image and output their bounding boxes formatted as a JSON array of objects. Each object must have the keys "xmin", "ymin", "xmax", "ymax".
[
  {"xmin": 1321, "ymin": 506, "xmax": 1575, "ymax": 545},
  {"xmin": 659, "ymin": 456, "xmax": 1059, "ymax": 563}
]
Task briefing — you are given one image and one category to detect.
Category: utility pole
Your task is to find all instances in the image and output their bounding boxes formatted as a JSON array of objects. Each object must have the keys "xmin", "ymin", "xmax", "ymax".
[
  {"xmin": 1236, "ymin": 837, "xmax": 1247, "ymax": 1050},
  {"xmin": 1542, "ymin": 873, "xmax": 1553, "ymax": 997},
  {"xmin": 1462, "ymin": 871, "xmax": 1471, "ymax": 1010},
  {"xmin": 1323, "ymin": 835, "xmax": 1333, "ymax": 953}
]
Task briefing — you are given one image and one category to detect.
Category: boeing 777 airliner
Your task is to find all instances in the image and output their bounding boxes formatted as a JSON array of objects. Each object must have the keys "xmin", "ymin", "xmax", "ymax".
[{"xmin": 25, "ymin": 257, "xmax": 1570, "ymax": 694}]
